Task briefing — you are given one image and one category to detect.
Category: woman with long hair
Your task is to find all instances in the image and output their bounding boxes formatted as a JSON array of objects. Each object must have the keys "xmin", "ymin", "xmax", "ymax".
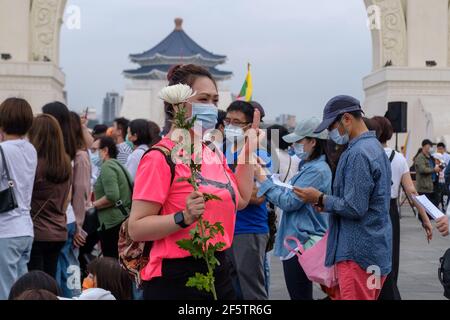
[
  {"xmin": 69, "ymin": 112, "xmax": 92, "ymax": 247},
  {"xmin": 128, "ymin": 64, "xmax": 257, "ymax": 300},
  {"xmin": 28, "ymin": 114, "xmax": 72, "ymax": 279},
  {"xmin": 254, "ymin": 117, "xmax": 332, "ymax": 300},
  {"xmin": 42, "ymin": 102, "xmax": 83, "ymax": 298}
]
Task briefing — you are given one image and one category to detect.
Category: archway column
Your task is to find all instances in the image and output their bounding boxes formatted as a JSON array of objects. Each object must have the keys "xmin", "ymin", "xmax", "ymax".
[
  {"xmin": 363, "ymin": 0, "xmax": 450, "ymax": 161},
  {"xmin": 0, "ymin": 0, "xmax": 67, "ymax": 113}
]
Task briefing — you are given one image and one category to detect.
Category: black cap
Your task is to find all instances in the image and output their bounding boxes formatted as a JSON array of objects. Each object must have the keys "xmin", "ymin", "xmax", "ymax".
[
  {"xmin": 314, "ymin": 95, "xmax": 364, "ymax": 133},
  {"xmin": 92, "ymin": 124, "xmax": 108, "ymax": 135},
  {"xmin": 422, "ymin": 139, "xmax": 435, "ymax": 147}
]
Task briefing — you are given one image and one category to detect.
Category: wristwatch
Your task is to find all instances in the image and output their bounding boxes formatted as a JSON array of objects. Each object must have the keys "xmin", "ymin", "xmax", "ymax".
[
  {"xmin": 174, "ymin": 211, "xmax": 190, "ymax": 229},
  {"xmin": 317, "ymin": 193, "xmax": 325, "ymax": 208}
]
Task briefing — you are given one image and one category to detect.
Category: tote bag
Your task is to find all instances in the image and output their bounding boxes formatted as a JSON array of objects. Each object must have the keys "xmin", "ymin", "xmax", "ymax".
[{"xmin": 284, "ymin": 233, "xmax": 338, "ymax": 288}]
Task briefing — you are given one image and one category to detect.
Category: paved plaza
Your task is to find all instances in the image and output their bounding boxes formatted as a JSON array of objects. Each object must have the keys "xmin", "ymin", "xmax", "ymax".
[{"xmin": 269, "ymin": 206, "xmax": 450, "ymax": 300}]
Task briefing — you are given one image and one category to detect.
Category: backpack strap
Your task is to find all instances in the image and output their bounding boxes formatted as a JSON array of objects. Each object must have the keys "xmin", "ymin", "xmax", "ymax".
[
  {"xmin": 389, "ymin": 150, "xmax": 396, "ymax": 163},
  {"xmin": 142, "ymin": 145, "xmax": 176, "ymax": 186},
  {"xmin": 117, "ymin": 162, "xmax": 134, "ymax": 195},
  {"xmin": 137, "ymin": 145, "xmax": 176, "ymax": 261}
]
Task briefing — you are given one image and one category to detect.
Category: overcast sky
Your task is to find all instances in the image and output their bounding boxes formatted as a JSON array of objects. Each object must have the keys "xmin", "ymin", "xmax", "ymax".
[{"xmin": 60, "ymin": 0, "xmax": 372, "ymax": 121}]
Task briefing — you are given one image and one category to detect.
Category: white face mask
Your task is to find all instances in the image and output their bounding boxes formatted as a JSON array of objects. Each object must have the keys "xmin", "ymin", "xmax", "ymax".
[{"xmin": 224, "ymin": 125, "xmax": 245, "ymax": 142}]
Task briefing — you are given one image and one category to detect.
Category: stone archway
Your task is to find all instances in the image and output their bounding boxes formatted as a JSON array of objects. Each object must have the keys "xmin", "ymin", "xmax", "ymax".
[
  {"xmin": 0, "ymin": 0, "xmax": 67, "ymax": 113},
  {"xmin": 364, "ymin": 0, "xmax": 407, "ymax": 70},
  {"xmin": 30, "ymin": 0, "xmax": 67, "ymax": 65},
  {"xmin": 363, "ymin": 0, "xmax": 450, "ymax": 159}
]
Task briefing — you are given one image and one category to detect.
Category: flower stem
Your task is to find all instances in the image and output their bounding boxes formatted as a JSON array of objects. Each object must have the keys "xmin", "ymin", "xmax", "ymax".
[
  {"xmin": 207, "ymin": 260, "xmax": 218, "ymax": 300},
  {"xmin": 198, "ymin": 216, "xmax": 218, "ymax": 300}
]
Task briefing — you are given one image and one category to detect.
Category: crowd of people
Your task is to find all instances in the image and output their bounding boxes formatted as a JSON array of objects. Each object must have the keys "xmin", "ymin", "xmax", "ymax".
[{"xmin": 0, "ymin": 64, "xmax": 449, "ymax": 301}]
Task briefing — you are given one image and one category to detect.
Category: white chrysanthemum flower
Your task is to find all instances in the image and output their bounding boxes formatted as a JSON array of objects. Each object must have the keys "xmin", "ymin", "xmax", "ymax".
[{"xmin": 158, "ymin": 84, "xmax": 196, "ymax": 105}]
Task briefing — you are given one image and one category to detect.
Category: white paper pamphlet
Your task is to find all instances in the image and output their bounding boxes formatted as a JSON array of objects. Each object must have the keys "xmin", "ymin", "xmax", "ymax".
[
  {"xmin": 271, "ymin": 174, "xmax": 294, "ymax": 190},
  {"xmin": 413, "ymin": 195, "xmax": 445, "ymax": 220}
]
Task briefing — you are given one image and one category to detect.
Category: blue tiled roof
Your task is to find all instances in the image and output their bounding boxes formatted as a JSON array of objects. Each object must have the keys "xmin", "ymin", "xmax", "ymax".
[
  {"xmin": 129, "ymin": 29, "xmax": 227, "ymax": 64},
  {"xmin": 123, "ymin": 65, "xmax": 232, "ymax": 80}
]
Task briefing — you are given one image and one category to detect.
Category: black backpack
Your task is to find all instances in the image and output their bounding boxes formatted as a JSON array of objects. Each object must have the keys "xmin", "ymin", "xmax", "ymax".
[{"xmin": 438, "ymin": 248, "xmax": 450, "ymax": 299}]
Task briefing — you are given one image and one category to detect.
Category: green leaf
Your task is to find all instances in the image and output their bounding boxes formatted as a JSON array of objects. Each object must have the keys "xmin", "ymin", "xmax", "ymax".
[
  {"xmin": 176, "ymin": 238, "xmax": 204, "ymax": 259},
  {"xmin": 189, "ymin": 226, "xmax": 199, "ymax": 237},
  {"xmin": 186, "ymin": 273, "xmax": 211, "ymax": 292},
  {"xmin": 176, "ymin": 239, "xmax": 193, "ymax": 251},
  {"xmin": 213, "ymin": 242, "xmax": 226, "ymax": 251},
  {"xmin": 203, "ymin": 193, "xmax": 222, "ymax": 202},
  {"xmin": 212, "ymin": 222, "xmax": 225, "ymax": 236}
]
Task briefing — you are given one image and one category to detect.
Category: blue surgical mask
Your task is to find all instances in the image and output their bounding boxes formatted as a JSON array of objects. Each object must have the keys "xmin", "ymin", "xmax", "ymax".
[
  {"xmin": 293, "ymin": 143, "xmax": 309, "ymax": 160},
  {"xmin": 225, "ymin": 124, "xmax": 245, "ymax": 142},
  {"xmin": 191, "ymin": 103, "xmax": 218, "ymax": 131},
  {"xmin": 90, "ymin": 151, "xmax": 102, "ymax": 168},
  {"xmin": 330, "ymin": 126, "xmax": 349, "ymax": 145}
]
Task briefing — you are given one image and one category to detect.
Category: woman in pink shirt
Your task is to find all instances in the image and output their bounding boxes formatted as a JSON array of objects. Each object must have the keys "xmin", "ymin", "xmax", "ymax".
[{"xmin": 128, "ymin": 64, "xmax": 257, "ymax": 300}]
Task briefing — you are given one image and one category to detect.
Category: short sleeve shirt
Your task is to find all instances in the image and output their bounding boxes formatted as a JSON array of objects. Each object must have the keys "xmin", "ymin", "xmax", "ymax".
[
  {"xmin": 133, "ymin": 138, "xmax": 240, "ymax": 281},
  {"xmin": 0, "ymin": 139, "xmax": 37, "ymax": 238},
  {"xmin": 385, "ymin": 148, "xmax": 409, "ymax": 199}
]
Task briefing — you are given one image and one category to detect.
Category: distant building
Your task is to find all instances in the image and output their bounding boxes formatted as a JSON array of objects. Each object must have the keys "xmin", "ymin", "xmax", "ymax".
[
  {"xmin": 102, "ymin": 92, "xmax": 122, "ymax": 125},
  {"xmin": 121, "ymin": 18, "xmax": 233, "ymax": 130},
  {"xmin": 275, "ymin": 114, "xmax": 297, "ymax": 130},
  {"xmin": 85, "ymin": 107, "xmax": 99, "ymax": 129},
  {"xmin": 86, "ymin": 107, "xmax": 97, "ymax": 121}
]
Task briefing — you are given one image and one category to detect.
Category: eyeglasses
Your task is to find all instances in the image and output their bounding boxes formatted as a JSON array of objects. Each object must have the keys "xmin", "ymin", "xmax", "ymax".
[{"xmin": 224, "ymin": 118, "xmax": 250, "ymax": 127}]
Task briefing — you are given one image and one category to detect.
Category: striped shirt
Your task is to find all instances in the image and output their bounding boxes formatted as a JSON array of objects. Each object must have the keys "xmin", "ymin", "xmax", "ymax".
[{"xmin": 116, "ymin": 142, "xmax": 133, "ymax": 166}]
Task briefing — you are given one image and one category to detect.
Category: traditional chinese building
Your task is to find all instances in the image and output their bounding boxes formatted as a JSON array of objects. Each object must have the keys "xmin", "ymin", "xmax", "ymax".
[{"xmin": 121, "ymin": 18, "xmax": 233, "ymax": 128}]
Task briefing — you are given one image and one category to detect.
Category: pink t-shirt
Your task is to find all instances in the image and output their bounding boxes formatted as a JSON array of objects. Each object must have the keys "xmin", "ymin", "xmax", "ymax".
[{"xmin": 133, "ymin": 138, "xmax": 239, "ymax": 281}]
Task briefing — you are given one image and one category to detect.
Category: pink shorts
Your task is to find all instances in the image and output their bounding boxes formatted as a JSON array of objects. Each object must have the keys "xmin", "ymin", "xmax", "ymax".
[{"xmin": 327, "ymin": 260, "xmax": 387, "ymax": 300}]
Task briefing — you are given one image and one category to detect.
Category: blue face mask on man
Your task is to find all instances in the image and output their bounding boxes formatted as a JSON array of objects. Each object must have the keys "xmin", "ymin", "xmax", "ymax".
[
  {"xmin": 329, "ymin": 121, "xmax": 349, "ymax": 145},
  {"xmin": 191, "ymin": 103, "xmax": 218, "ymax": 132}
]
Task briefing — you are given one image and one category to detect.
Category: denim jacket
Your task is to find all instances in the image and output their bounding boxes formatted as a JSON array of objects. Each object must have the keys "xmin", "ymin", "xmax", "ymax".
[
  {"xmin": 323, "ymin": 131, "xmax": 392, "ymax": 275},
  {"xmin": 258, "ymin": 155, "xmax": 331, "ymax": 258}
]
